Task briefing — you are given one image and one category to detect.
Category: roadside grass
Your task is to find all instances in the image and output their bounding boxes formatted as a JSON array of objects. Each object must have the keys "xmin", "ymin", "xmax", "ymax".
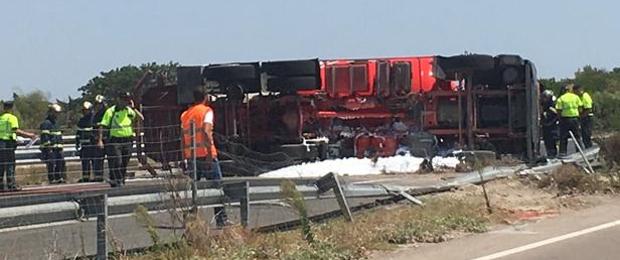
[
  {"xmin": 129, "ymin": 196, "xmax": 489, "ymax": 260},
  {"xmin": 536, "ymin": 164, "xmax": 620, "ymax": 196}
]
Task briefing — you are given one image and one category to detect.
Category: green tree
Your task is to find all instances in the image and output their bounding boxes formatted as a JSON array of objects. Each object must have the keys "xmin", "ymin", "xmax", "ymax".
[
  {"xmin": 11, "ymin": 90, "xmax": 50, "ymax": 130},
  {"xmin": 78, "ymin": 62, "xmax": 177, "ymax": 102}
]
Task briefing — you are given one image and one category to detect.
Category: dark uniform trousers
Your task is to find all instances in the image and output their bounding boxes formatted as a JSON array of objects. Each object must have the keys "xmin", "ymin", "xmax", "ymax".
[
  {"xmin": 559, "ymin": 117, "xmax": 581, "ymax": 155},
  {"xmin": 80, "ymin": 144, "xmax": 105, "ymax": 181},
  {"xmin": 197, "ymin": 158, "xmax": 227, "ymax": 227},
  {"xmin": 0, "ymin": 140, "xmax": 17, "ymax": 189},
  {"xmin": 581, "ymin": 116, "xmax": 593, "ymax": 149},
  {"xmin": 542, "ymin": 125, "xmax": 558, "ymax": 157},
  {"xmin": 42, "ymin": 148, "xmax": 66, "ymax": 183},
  {"xmin": 106, "ymin": 137, "xmax": 133, "ymax": 184}
]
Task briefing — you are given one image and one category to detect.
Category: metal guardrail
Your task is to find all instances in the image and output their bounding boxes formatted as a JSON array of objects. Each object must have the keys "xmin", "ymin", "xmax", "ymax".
[
  {"xmin": 0, "ymin": 143, "xmax": 602, "ymax": 259},
  {"xmin": 15, "ymin": 135, "xmax": 144, "ymax": 164}
]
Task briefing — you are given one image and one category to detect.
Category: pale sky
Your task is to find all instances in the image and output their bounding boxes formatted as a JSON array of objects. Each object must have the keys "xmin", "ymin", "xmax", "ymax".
[{"xmin": 1, "ymin": 0, "xmax": 619, "ymax": 100}]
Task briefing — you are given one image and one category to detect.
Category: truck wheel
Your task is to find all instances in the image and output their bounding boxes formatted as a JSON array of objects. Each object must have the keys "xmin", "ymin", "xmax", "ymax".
[
  {"xmin": 436, "ymin": 54, "xmax": 496, "ymax": 72},
  {"xmin": 203, "ymin": 63, "xmax": 259, "ymax": 80},
  {"xmin": 262, "ymin": 59, "xmax": 320, "ymax": 76},
  {"xmin": 267, "ymin": 76, "xmax": 320, "ymax": 92}
]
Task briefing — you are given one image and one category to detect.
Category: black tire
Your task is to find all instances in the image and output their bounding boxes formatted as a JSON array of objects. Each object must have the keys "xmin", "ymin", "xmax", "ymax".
[
  {"xmin": 203, "ymin": 63, "xmax": 259, "ymax": 80},
  {"xmin": 262, "ymin": 59, "xmax": 320, "ymax": 76},
  {"xmin": 497, "ymin": 54, "xmax": 524, "ymax": 66},
  {"xmin": 267, "ymin": 76, "xmax": 320, "ymax": 92},
  {"xmin": 176, "ymin": 66, "xmax": 203, "ymax": 104},
  {"xmin": 436, "ymin": 54, "xmax": 496, "ymax": 72}
]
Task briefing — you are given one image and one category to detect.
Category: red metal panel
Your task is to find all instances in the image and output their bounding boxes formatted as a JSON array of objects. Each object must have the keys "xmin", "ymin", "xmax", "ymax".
[{"xmin": 419, "ymin": 57, "xmax": 437, "ymax": 93}]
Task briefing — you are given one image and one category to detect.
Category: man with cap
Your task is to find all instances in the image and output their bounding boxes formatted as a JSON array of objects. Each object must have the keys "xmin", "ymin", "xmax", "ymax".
[
  {"xmin": 76, "ymin": 101, "xmax": 103, "ymax": 182},
  {"xmin": 555, "ymin": 85, "xmax": 583, "ymax": 157},
  {"xmin": 98, "ymin": 92, "xmax": 143, "ymax": 187},
  {"xmin": 40, "ymin": 103, "xmax": 66, "ymax": 184},
  {"xmin": 573, "ymin": 84, "xmax": 594, "ymax": 149},
  {"xmin": 0, "ymin": 100, "xmax": 36, "ymax": 191}
]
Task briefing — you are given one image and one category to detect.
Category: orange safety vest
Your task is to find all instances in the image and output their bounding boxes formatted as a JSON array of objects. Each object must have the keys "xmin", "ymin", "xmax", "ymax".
[{"xmin": 181, "ymin": 104, "xmax": 217, "ymax": 159}]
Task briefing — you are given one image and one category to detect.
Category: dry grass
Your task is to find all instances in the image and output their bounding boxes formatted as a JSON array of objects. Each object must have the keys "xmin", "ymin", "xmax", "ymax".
[
  {"xmin": 126, "ymin": 173, "xmax": 614, "ymax": 260},
  {"xmin": 128, "ymin": 196, "xmax": 488, "ymax": 260},
  {"xmin": 536, "ymin": 164, "xmax": 620, "ymax": 195}
]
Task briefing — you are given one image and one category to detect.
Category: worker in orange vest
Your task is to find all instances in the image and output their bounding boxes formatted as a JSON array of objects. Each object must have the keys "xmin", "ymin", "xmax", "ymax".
[{"xmin": 180, "ymin": 89, "xmax": 227, "ymax": 227}]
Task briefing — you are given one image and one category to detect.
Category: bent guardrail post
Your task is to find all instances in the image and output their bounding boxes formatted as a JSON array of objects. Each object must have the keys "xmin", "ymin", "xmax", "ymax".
[
  {"xmin": 315, "ymin": 172, "xmax": 353, "ymax": 222},
  {"xmin": 76, "ymin": 192, "xmax": 108, "ymax": 260},
  {"xmin": 223, "ymin": 181, "xmax": 250, "ymax": 228}
]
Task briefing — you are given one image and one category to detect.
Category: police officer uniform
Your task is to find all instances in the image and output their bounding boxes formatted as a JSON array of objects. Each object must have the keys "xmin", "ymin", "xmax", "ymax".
[
  {"xmin": 555, "ymin": 86, "xmax": 583, "ymax": 156},
  {"xmin": 40, "ymin": 104, "xmax": 66, "ymax": 184}
]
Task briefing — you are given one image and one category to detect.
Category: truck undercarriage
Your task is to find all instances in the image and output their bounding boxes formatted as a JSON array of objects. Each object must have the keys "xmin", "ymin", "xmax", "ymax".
[{"xmin": 140, "ymin": 54, "xmax": 540, "ymax": 176}]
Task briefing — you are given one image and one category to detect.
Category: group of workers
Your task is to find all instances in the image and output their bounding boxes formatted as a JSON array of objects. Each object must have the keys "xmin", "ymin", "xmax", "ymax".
[
  {"xmin": 541, "ymin": 83, "xmax": 594, "ymax": 158},
  {"xmin": 0, "ymin": 92, "xmax": 144, "ymax": 190},
  {"xmin": 1, "ymin": 89, "xmax": 227, "ymax": 225}
]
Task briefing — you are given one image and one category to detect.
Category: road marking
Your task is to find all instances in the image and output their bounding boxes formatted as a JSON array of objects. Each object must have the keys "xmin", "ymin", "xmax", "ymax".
[{"xmin": 472, "ymin": 219, "xmax": 620, "ymax": 260}]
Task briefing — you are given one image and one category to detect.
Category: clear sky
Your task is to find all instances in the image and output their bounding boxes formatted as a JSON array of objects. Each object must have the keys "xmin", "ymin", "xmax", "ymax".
[{"xmin": 1, "ymin": 0, "xmax": 619, "ymax": 100}]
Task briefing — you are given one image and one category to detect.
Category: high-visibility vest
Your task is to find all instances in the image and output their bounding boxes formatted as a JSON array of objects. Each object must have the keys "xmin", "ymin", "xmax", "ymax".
[
  {"xmin": 555, "ymin": 92, "xmax": 582, "ymax": 118},
  {"xmin": 0, "ymin": 112, "xmax": 18, "ymax": 141},
  {"xmin": 100, "ymin": 106, "xmax": 136, "ymax": 138},
  {"xmin": 180, "ymin": 104, "xmax": 217, "ymax": 159},
  {"xmin": 580, "ymin": 92, "xmax": 594, "ymax": 116}
]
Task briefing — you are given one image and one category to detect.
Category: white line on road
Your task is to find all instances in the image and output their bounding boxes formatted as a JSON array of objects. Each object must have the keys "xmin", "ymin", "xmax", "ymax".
[{"xmin": 471, "ymin": 219, "xmax": 620, "ymax": 260}]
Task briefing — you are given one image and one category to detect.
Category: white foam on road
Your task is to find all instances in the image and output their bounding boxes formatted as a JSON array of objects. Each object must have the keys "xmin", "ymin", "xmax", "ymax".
[{"xmin": 260, "ymin": 155, "xmax": 460, "ymax": 178}]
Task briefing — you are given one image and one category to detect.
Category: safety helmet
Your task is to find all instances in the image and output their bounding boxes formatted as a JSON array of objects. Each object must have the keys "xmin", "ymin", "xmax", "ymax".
[
  {"xmin": 82, "ymin": 101, "xmax": 93, "ymax": 110},
  {"xmin": 94, "ymin": 95, "xmax": 105, "ymax": 104},
  {"xmin": 49, "ymin": 103, "xmax": 62, "ymax": 113},
  {"xmin": 119, "ymin": 92, "xmax": 132, "ymax": 99},
  {"xmin": 542, "ymin": 90, "xmax": 554, "ymax": 97}
]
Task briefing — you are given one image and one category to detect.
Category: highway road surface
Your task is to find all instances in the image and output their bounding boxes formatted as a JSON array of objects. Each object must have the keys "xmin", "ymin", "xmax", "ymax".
[{"xmin": 375, "ymin": 197, "xmax": 620, "ymax": 260}]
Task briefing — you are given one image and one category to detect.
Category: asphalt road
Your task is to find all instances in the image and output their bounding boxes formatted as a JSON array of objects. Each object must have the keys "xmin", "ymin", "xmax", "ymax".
[{"xmin": 377, "ymin": 197, "xmax": 620, "ymax": 260}]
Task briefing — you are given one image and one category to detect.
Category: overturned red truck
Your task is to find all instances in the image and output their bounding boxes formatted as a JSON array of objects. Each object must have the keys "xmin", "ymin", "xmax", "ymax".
[{"xmin": 140, "ymin": 54, "xmax": 540, "ymax": 175}]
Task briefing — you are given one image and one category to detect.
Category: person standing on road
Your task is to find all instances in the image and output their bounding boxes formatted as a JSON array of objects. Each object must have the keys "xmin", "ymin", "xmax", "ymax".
[
  {"xmin": 0, "ymin": 100, "xmax": 37, "ymax": 191},
  {"xmin": 40, "ymin": 103, "xmax": 66, "ymax": 184},
  {"xmin": 541, "ymin": 89, "xmax": 559, "ymax": 158},
  {"xmin": 98, "ymin": 92, "xmax": 143, "ymax": 187},
  {"xmin": 76, "ymin": 101, "xmax": 102, "ymax": 182},
  {"xmin": 181, "ymin": 89, "xmax": 228, "ymax": 227},
  {"xmin": 555, "ymin": 85, "xmax": 583, "ymax": 157},
  {"xmin": 92, "ymin": 95, "xmax": 107, "ymax": 182},
  {"xmin": 573, "ymin": 84, "xmax": 594, "ymax": 149}
]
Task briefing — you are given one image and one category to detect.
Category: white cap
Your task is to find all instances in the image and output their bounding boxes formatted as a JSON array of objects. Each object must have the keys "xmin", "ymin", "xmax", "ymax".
[
  {"xmin": 95, "ymin": 95, "xmax": 105, "ymax": 104},
  {"xmin": 82, "ymin": 101, "xmax": 93, "ymax": 110},
  {"xmin": 49, "ymin": 103, "xmax": 62, "ymax": 113}
]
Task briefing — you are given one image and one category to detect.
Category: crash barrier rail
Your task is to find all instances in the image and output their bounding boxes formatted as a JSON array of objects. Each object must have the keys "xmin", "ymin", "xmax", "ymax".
[
  {"xmin": 0, "ymin": 121, "xmax": 602, "ymax": 259},
  {"xmin": 0, "ymin": 146, "xmax": 600, "ymax": 259},
  {"xmin": 14, "ymin": 133, "xmax": 146, "ymax": 164},
  {"xmin": 0, "ymin": 175, "xmax": 396, "ymax": 259}
]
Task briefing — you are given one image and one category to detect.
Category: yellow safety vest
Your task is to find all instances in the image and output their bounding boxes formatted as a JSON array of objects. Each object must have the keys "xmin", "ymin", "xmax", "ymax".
[
  {"xmin": 555, "ymin": 93, "xmax": 582, "ymax": 118},
  {"xmin": 0, "ymin": 112, "xmax": 18, "ymax": 141}
]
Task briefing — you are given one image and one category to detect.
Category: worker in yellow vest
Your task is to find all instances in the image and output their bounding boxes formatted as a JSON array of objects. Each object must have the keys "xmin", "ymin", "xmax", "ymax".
[
  {"xmin": 98, "ymin": 92, "xmax": 143, "ymax": 187},
  {"xmin": 555, "ymin": 85, "xmax": 583, "ymax": 156},
  {"xmin": 0, "ymin": 100, "xmax": 37, "ymax": 191},
  {"xmin": 573, "ymin": 84, "xmax": 594, "ymax": 149}
]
